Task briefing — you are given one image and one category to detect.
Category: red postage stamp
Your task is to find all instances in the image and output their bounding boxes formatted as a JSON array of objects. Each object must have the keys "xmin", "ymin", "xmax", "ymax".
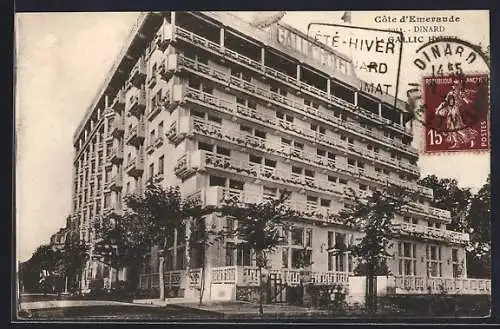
[{"xmin": 423, "ymin": 73, "xmax": 490, "ymax": 153}]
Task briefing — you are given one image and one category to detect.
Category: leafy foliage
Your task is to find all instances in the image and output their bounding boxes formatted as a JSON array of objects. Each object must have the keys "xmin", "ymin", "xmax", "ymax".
[
  {"xmin": 465, "ymin": 175, "xmax": 491, "ymax": 278},
  {"xmin": 336, "ymin": 187, "xmax": 411, "ymax": 276},
  {"xmin": 217, "ymin": 191, "xmax": 297, "ymax": 315},
  {"xmin": 418, "ymin": 175, "xmax": 472, "ymax": 232}
]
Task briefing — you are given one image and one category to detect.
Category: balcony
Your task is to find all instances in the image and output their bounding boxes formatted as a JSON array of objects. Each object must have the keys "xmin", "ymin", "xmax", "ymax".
[
  {"xmin": 125, "ymin": 154, "xmax": 145, "ymax": 177},
  {"xmin": 395, "ymin": 221, "xmax": 469, "ymax": 245},
  {"xmin": 166, "ymin": 116, "xmax": 191, "ymax": 145},
  {"xmin": 104, "ymin": 202, "xmax": 123, "ymax": 218},
  {"xmin": 111, "ymin": 90, "xmax": 126, "ymax": 112},
  {"xmin": 107, "ymin": 145, "xmax": 124, "ymax": 165},
  {"xmin": 172, "ymin": 26, "xmax": 413, "ymax": 138},
  {"xmin": 181, "ymin": 85, "xmax": 419, "ymax": 176},
  {"xmin": 109, "ymin": 116, "xmax": 125, "ymax": 138},
  {"xmin": 129, "ymin": 57, "xmax": 147, "ymax": 88},
  {"xmin": 157, "ymin": 54, "xmax": 178, "ymax": 82},
  {"xmin": 403, "ymin": 203, "xmax": 452, "ymax": 223},
  {"xmin": 107, "ymin": 174, "xmax": 123, "ymax": 192},
  {"xmin": 392, "ymin": 276, "xmax": 491, "ymax": 295},
  {"xmin": 127, "ymin": 90, "xmax": 147, "ymax": 118},
  {"xmin": 126, "ymin": 122, "xmax": 146, "ymax": 147},
  {"xmin": 154, "ymin": 135, "xmax": 164, "ymax": 148},
  {"xmin": 146, "ymin": 141, "xmax": 156, "ymax": 155},
  {"xmin": 154, "ymin": 23, "xmax": 173, "ymax": 52},
  {"xmin": 146, "ymin": 73, "xmax": 158, "ymax": 89}
]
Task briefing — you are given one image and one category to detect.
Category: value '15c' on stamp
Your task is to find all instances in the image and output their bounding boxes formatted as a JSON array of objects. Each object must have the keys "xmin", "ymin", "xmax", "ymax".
[{"xmin": 423, "ymin": 73, "xmax": 489, "ymax": 153}]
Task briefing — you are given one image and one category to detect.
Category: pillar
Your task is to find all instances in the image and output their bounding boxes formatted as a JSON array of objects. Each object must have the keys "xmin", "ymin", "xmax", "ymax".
[
  {"xmin": 354, "ymin": 91, "xmax": 358, "ymax": 107},
  {"xmin": 400, "ymin": 111, "xmax": 404, "ymax": 127},
  {"xmin": 261, "ymin": 47, "xmax": 265, "ymax": 66},
  {"xmin": 296, "ymin": 64, "xmax": 301, "ymax": 81},
  {"xmin": 378, "ymin": 103, "xmax": 382, "ymax": 117},
  {"xmin": 327, "ymin": 79, "xmax": 331, "ymax": 96},
  {"xmin": 220, "ymin": 27, "xmax": 225, "ymax": 48},
  {"xmin": 171, "ymin": 11, "xmax": 176, "ymax": 27}
]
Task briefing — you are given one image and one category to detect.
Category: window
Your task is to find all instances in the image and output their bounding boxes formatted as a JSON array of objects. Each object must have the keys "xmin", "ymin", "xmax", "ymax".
[
  {"xmin": 240, "ymin": 125, "xmax": 252, "ymax": 134},
  {"xmin": 291, "ymin": 249, "xmax": 312, "ymax": 269},
  {"xmin": 229, "ymin": 179, "xmax": 244, "ymax": 190},
  {"xmin": 198, "ymin": 141, "xmax": 213, "ymax": 152},
  {"xmin": 321, "ymin": 199, "xmax": 331, "ymax": 208},
  {"xmin": 250, "ymin": 155, "xmax": 262, "ymax": 164},
  {"xmin": 282, "ymin": 248, "xmax": 289, "ymax": 268},
  {"xmin": 305, "ymin": 229, "xmax": 312, "ymax": 247},
  {"xmin": 192, "ymin": 109, "xmax": 205, "ymax": 119},
  {"xmin": 452, "ymin": 249, "xmax": 461, "ymax": 278},
  {"xmin": 328, "ymin": 175, "xmax": 337, "ymax": 183},
  {"xmin": 291, "ymin": 227, "xmax": 304, "ymax": 246},
  {"xmin": 158, "ymin": 121, "xmax": 164, "ymax": 136},
  {"xmin": 216, "ymin": 146, "xmax": 231, "ymax": 156},
  {"xmin": 339, "ymin": 178, "xmax": 348, "ymax": 185},
  {"xmin": 264, "ymin": 159, "xmax": 276, "ymax": 168},
  {"xmin": 398, "ymin": 242, "xmax": 417, "ymax": 276},
  {"xmin": 426, "ymin": 245, "xmax": 442, "ymax": 277},
  {"xmin": 207, "ymin": 115, "xmax": 222, "ymax": 125},
  {"xmin": 209, "ymin": 175, "xmax": 226, "ymax": 187},
  {"xmin": 158, "ymin": 156, "xmax": 164, "ymax": 174},
  {"xmin": 254, "ymin": 129, "xmax": 266, "ymax": 139}
]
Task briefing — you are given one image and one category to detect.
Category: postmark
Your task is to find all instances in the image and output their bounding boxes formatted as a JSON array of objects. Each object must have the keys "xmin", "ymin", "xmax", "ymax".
[
  {"xmin": 422, "ymin": 73, "xmax": 489, "ymax": 153},
  {"xmin": 405, "ymin": 37, "xmax": 490, "ymax": 153}
]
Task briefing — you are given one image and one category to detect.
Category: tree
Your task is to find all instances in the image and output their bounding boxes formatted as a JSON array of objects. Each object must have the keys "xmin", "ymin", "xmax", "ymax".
[
  {"xmin": 92, "ymin": 210, "xmax": 152, "ymax": 290},
  {"xmin": 218, "ymin": 192, "xmax": 296, "ymax": 316},
  {"xmin": 465, "ymin": 175, "xmax": 491, "ymax": 278},
  {"xmin": 26, "ymin": 245, "xmax": 62, "ymax": 293},
  {"xmin": 58, "ymin": 234, "xmax": 89, "ymax": 292},
  {"xmin": 335, "ymin": 187, "xmax": 412, "ymax": 315},
  {"xmin": 418, "ymin": 175, "xmax": 472, "ymax": 232}
]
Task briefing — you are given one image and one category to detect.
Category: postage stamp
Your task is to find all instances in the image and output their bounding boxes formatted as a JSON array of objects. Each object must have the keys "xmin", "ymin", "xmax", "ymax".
[{"xmin": 423, "ymin": 73, "xmax": 489, "ymax": 153}]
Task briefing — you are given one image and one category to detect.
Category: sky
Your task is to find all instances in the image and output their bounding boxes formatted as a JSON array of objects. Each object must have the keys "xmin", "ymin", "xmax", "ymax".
[{"xmin": 15, "ymin": 11, "xmax": 490, "ymax": 262}]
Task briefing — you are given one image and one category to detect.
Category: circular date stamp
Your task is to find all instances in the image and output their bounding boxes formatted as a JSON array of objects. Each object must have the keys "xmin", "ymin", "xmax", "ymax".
[{"xmin": 405, "ymin": 37, "xmax": 490, "ymax": 154}]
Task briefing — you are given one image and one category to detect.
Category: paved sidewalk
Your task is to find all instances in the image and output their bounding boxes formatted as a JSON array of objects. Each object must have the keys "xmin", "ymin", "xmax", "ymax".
[
  {"xmin": 20, "ymin": 299, "xmax": 159, "ymax": 311},
  {"xmin": 174, "ymin": 301, "xmax": 331, "ymax": 318}
]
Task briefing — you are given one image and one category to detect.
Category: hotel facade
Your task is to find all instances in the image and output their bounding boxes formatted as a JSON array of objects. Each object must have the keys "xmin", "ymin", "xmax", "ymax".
[{"xmin": 70, "ymin": 12, "xmax": 490, "ymax": 301}]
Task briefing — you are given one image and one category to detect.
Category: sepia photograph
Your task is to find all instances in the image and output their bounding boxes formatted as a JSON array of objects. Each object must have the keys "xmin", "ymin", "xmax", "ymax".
[{"xmin": 15, "ymin": 10, "xmax": 491, "ymax": 321}]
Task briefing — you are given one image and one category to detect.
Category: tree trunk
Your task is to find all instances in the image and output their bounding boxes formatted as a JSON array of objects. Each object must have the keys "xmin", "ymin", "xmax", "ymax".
[
  {"xmin": 258, "ymin": 266, "xmax": 264, "ymax": 317},
  {"xmin": 199, "ymin": 248, "xmax": 206, "ymax": 306},
  {"xmin": 158, "ymin": 256, "xmax": 165, "ymax": 300}
]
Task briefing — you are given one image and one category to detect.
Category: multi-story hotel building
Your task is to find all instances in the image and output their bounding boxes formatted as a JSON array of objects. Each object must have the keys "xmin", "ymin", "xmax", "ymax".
[{"xmin": 70, "ymin": 11, "xmax": 490, "ymax": 301}]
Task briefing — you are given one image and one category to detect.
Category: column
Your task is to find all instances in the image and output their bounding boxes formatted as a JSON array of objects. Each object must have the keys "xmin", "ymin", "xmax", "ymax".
[
  {"xmin": 296, "ymin": 64, "xmax": 301, "ymax": 81},
  {"xmin": 220, "ymin": 27, "xmax": 225, "ymax": 48},
  {"xmin": 354, "ymin": 91, "xmax": 358, "ymax": 107},
  {"xmin": 105, "ymin": 95, "xmax": 109, "ymax": 109},
  {"xmin": 327, "ymin": 79, "xmax": 331, "ymax": 96},
  {"xmin": 400, "ymin": 111, "xmax": 404, "ymax": 127},
  {"xmin": 378, "ymin": 103, "xmax": 382, "ymax": 117},
  {"xmin": 173, "ymin": 228, "xmax": 178, "ymax": 269},
  {"xmin": 261, "ymin": 47, "xmax": 265, "ymax": 66},
  {"xmin": 170, "ymin": 11, "xmax": 176, "ymax": 27}
]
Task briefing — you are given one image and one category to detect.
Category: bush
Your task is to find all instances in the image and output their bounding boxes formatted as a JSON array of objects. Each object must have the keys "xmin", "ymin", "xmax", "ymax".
[{"xmin": 307, "ymin": 284, "xmax": 348, "ymax": 312}]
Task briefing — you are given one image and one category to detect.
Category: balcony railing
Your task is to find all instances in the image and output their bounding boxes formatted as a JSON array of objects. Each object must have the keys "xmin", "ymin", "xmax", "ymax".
[
  {"xmin": 129, "ymin": 57, "xmax": 147, "ymax": 88},
  {"xmin": 111, "ymin": 90, "xmax": 126, "ymax": 112},
  {"xmin": 178, "ymin": 85, "xmax": 419, "ymax": 177},
  {"xmin": 107, "ymin": 145, "xmax": 124, "ymax": 165},
  {"xmin": 185, "ymin": 117, "xmax": 429, "ymax": 197},
  {"xmin": 127, "ymin": 90, "xmax": 147, "ymax": 118},
  {"xmin": 125, "ymin": 153, "xmax": 145, "ymax": 177},
  {"xmin": 154, "ymin": 23, "xmax": 173, "ymax": 52},
  {"xmin": 187, "ymin": 185, "xmax": 462, "ymax": 244},
  {"xmin": 126, "ymin": 122, "xmax": 146, "ymax": 147},
  {"xmin": 107, "ymin": 174, "xmax": 123, "ymax": 192},
  {"xmin": 172, "ymin": 26, "xmax": 413, "ymax": 138},
  {"xmin": 393, "ymin": 276, "xmax": 491, "ymax": 295},
  {"xmin": 110, "ymin": 116, "xmax": 125, "ymax": 138}
]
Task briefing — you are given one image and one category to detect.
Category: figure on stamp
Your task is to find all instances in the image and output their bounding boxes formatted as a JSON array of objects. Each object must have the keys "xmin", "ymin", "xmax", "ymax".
[{"xmin": 434, "ymin": 78, "xmax": 478, "ymax": 149}]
